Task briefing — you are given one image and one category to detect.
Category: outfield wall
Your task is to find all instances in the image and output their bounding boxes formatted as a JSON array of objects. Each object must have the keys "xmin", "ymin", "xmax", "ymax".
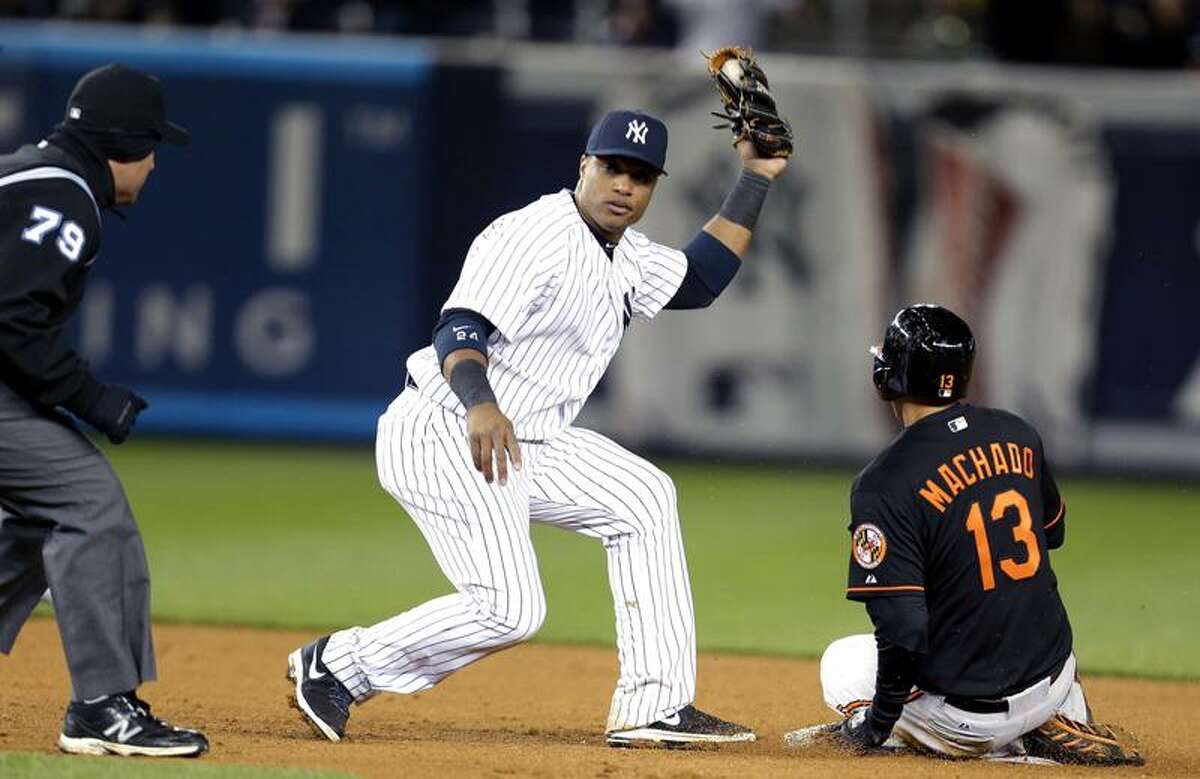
[{"xmin": 0, "ymin": 23, "xmax": 1197, "ymax": 473}]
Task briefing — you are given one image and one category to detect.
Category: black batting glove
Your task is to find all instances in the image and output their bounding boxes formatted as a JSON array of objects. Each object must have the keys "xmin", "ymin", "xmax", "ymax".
[
  {"xmin": 837, "ymin": 708, "xmax": 893, "ymax": 752},
  {"xmin": 82, "ymin": 385, "xmax": 149, "ymax": 444}
]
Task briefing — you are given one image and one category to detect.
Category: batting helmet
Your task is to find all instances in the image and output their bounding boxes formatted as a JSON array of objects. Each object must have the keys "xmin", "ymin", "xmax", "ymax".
[{"xmin": 871, "ymin": 304, "xmax": 975, "ymax": 403}]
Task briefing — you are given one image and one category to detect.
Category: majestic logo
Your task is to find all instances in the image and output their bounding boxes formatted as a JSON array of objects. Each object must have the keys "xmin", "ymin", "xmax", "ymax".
[
  {"xmin": 852, "ymin": 523, "xmax": 887, "ymax": 570},
  {"xmin": 625, "ymin": 119, "xmax": 648, "ymax": 144}
]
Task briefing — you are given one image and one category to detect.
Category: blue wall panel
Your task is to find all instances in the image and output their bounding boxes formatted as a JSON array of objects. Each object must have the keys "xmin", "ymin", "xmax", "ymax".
[{"xmin": 0, "ymin": 25, "xmax": 433, "ymax": 438}]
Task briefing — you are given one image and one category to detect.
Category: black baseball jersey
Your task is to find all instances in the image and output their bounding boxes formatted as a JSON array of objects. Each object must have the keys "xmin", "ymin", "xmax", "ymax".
[
  {"xmin": 846, "ymin": 402, "xmax": 1071, "ymax": 698},
  {"xmin": 0, "ymin": 129, "xmax": 113, "ymax": 413}
]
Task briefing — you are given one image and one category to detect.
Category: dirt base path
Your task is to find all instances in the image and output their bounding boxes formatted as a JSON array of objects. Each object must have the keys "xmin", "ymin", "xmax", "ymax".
[{"xmin": 2, "ymin": 619, "xmax": 1194, "ymax": 777}]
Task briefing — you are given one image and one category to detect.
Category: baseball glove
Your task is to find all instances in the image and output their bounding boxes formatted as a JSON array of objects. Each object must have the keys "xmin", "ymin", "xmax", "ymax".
[{"xmin": 705, "ymin": 46, "xmax": 793, "ymax": 158}]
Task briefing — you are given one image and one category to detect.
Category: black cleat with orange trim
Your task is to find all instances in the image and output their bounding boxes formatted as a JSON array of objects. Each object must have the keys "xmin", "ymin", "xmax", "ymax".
[{"xmin": 1024, "ymin": 715, "xmax": 1145, "ymax": 766}]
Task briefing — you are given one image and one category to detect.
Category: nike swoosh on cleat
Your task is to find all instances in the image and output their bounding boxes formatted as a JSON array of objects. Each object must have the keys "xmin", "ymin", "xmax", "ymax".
[
  {"xmin": 661, "ymin": 713, "xmax": 681, "ymax": 726},
  {"xmin": 308, "ymin": 650, "xmax": 326, "ymax": 680}
]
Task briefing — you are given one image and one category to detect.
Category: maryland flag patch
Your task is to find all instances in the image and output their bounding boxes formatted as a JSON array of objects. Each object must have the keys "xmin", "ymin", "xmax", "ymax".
[{"xmin": 852, "ymin": 523, "xmax": 887, "ymax": 570}]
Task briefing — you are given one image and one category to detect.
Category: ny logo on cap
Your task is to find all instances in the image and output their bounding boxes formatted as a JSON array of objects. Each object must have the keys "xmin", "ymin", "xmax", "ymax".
[{"xmin": 625, "ymin": 119, "xmax": 648, "ymax": 144}]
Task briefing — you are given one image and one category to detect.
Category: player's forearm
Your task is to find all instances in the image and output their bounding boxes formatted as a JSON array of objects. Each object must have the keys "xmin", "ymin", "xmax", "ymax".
[
  {"xmin": 871, "ymin": 636, "xmax": 919, "ymax": 732},
  {"xmin": 441, "ymin": 348, "xmax": 486, "ymax": 381},
  {"xmin": 704, "ymin": 167, "xmax": 773, "ymax": 259},
  {"xmin": 702, "ymin": 216, "xmax": 752, "ymax": 258},
  {"xmin": 864, "ymin": 595, "xmax": 926, "ymax": 733},
  {"xmin": 665, "ymin": 167, "xmax": 774, "ymax": 310},
  {"xmin": 444, "ymin": 352, "xmax": 498, "ymax": 411}
]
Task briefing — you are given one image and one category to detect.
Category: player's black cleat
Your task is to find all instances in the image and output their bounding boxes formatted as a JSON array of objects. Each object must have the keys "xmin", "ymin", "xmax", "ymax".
[
  {"xmin": 1023, "ymin": 715, "xmax": 1145, "ymax": 766},
  {"xmin": 606, "ymin": 705, "xmax": 756, "ymax": 747},
  {"xmin": 288, "ymin": 635, "xmax": 353, "ymax": 742},
  {"xmin": 57, "ymin": 693, "xmax": 209, "ymax": 757}
]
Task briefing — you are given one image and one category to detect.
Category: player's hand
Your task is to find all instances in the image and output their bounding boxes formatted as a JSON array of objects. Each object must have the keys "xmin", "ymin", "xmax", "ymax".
[
  {"xmin": 466, "ymin": 402, "xmax": 523, "ymax": 486},
  {"xmin": 836, "ymin": 708, "xmax": 892, "ymax": 752},
  {"xmin": 737, "ymin": 138, "xmax": 788, "ymax": 181}
]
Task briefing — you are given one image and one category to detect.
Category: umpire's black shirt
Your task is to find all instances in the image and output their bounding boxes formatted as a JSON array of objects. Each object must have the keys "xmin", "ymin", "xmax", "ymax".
[
  {"xmin": 846, "ymin": 402, "xmax": 1073, "ymax": 697},
  {"xmin": 0, "ymin": 127, "xmax": 113, "ymax": 416}
]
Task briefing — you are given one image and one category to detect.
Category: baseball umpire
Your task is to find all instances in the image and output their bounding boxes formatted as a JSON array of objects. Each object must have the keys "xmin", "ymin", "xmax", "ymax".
[
  {"xmin": 286, "ymin": 107, "xmax": 787, "ymax": 746},
  {"xmin": 784, "ymin": 305, "xmax": 1142, "ymax": 766},
  {"xmin": 0, "ymin": 64, "xmax": 208, "ymax": 757}
]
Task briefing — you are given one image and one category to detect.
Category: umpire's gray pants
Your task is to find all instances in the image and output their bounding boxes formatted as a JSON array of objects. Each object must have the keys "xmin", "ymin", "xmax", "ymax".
[{"xmin": 0, "ymin": 382, "xmax": 155, "ymax": 700}]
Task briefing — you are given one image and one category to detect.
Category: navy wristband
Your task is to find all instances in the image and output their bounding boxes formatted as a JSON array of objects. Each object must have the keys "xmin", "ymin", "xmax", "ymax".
[{"xmin": 434, "ymin": 308, "xmax": 495, "ymax": 368}]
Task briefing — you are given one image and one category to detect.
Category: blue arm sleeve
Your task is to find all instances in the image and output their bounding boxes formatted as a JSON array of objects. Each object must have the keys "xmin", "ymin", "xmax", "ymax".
[
  {"xmin": 665, "ymin": 230, "xmax": 741, "ymax": 310},
  {"xmin": 433, "ymin": 308, "xmax": 497, "ymax": 369}
]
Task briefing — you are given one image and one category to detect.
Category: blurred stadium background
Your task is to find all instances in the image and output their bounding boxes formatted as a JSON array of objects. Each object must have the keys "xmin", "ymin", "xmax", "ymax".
[{"xmin": 1, "ymin": 0, "xmax": 1198, "ymax": 714}]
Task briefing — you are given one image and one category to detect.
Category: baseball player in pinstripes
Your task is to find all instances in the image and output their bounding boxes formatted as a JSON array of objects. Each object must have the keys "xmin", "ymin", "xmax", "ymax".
[{"xmin": 286, "ymin": 109, "xmax": 787, "ymax": 746}]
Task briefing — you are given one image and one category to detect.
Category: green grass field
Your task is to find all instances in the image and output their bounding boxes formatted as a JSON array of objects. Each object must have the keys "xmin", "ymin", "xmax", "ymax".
[
  {"xmin": 95, "ymin": 439, "xmax": 1197, "ymax": 680},
  {"xmin": 0, "ymin": 754, "xmax": 351, "ymax": 779}
]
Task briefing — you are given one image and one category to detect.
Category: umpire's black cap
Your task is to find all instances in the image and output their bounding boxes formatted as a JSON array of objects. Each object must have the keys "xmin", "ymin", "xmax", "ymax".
[
  {"xmin": 64, "ymin": 64, "xmax": 190, "ymax": 146},
  {"xmin": 585, "ymin": 109, "xmax": 668, "ymax": 175}
]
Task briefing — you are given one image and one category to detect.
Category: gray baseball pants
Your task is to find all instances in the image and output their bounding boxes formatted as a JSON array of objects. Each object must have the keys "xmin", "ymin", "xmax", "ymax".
[{"xmin": 0, "ymin": 381, "xmax": 155, "ymax": 700}]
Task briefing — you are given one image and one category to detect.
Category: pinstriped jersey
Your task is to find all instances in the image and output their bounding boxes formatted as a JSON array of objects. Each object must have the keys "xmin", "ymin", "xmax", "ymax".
[{"xmin": 406, "ymin": 190, "xmax": 687, "ymax": 441}]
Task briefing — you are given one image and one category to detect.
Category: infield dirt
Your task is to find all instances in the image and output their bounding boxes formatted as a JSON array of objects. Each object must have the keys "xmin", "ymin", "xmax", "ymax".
[{"xmin": 2, "ymin": 619, "xmax": 1195, "ymax": 777}]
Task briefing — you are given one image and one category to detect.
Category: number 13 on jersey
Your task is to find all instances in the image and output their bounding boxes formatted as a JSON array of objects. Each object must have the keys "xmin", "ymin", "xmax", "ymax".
[{"xmin": 965, "ymin": 489, "xmax": 1042, "ymax": 591}]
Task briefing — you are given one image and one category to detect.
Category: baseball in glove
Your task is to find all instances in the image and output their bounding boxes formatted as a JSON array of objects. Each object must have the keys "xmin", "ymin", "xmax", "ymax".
[{"xmin": 705, "ymin": 46, "xmax": 794, "ymax": 158}]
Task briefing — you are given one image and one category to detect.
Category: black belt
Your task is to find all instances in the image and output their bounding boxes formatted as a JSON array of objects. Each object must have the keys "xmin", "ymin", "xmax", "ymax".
[
  {"xmin": 944, "ymin": 694, "xmax": 1009, "ymax": 714},
  {"xmin": 944, "ymin": 655, "xmax": 1069, "ymax": 715}
]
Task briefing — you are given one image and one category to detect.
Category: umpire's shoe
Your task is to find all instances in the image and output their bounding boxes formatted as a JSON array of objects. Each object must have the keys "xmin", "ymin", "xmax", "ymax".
[
  {"xmin": 288, "ymin": 635, "xmax": 353, "ymax": 741},
  {"xmin": 58, "ymin": 693, "xmax": 209, "ymax": 757},
  {"xmin": 607, "ymin": 705, "xmax": 756, "ymax": 747}
]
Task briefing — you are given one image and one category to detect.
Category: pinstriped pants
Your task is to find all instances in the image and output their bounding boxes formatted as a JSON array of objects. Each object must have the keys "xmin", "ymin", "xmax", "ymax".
[{"xmin": 322, "ymin": 388, "xmax": 696, "ymax": 731}]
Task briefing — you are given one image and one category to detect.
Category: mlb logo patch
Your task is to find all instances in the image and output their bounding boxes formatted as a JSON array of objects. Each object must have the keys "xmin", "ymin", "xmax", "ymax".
[{"xmin": 948, "ymin": 416, "xmax": 968, "ymax": 433}]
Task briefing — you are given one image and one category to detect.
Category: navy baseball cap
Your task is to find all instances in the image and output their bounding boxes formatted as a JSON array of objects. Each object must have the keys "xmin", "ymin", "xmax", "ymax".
[{"xmin": 585, "ymin": 109, "xmax": 668, "ymax": 175}]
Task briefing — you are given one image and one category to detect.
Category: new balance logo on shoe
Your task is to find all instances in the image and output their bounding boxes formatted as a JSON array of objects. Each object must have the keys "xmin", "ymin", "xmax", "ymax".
[
  {"xmin": 103, "ymin": 717, "xmax": 144, "ymax": 744},
  {"xmin": 59, "ymin": 694, "xmax": 208, "ymax": 757}
]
